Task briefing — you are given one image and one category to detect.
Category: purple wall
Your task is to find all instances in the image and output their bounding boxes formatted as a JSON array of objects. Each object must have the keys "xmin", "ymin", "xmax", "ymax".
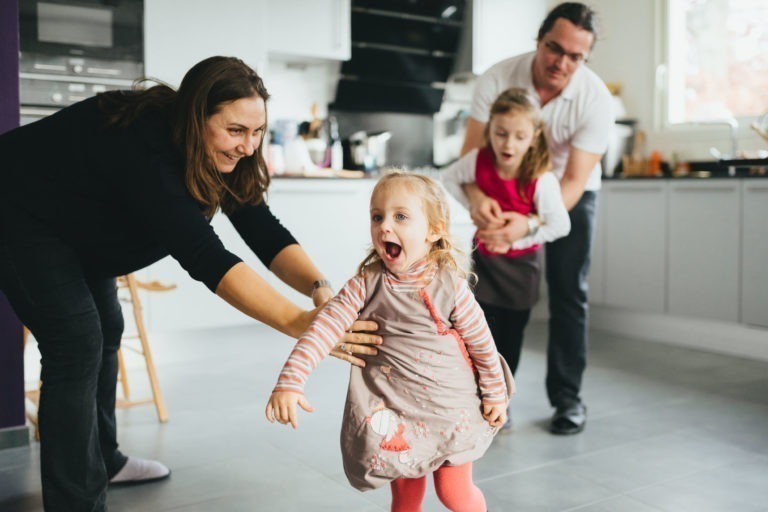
[{"xmin": 0, "ymin": 0, "xmax": 26, "ymax": 436}]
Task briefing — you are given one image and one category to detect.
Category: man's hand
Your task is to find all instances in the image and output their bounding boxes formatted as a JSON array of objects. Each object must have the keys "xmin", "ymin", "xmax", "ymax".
[
  {"xmin": 476, "ymin": 211, "xmax": 529, "ymax": 249},
  {"xmin": 468, "ymin": 195, "xmax": 506, "ymax": 230},
  {"xmin": 330, "ymin": 320, "xmax": 381, "ymax": 367},
  {"xmin": 462, "ymin": 183, "xmax": 505, "ymax": 229}
]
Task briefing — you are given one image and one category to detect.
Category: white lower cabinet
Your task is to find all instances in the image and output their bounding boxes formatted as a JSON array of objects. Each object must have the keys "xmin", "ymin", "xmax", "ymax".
[
  {"xmin": 601, "ymin": 182, "xmax": 667, "ymax": 312},
  {"xmin": 741, "ymin": 181, "xmax": 768, "ymax": 327},
  {"xmin": 667, "ymin": 181, "xmax": 740, "ymax": 322},
  {"xmin": 140, "ymin": 177, "xmax": 766, "ymax": 333},
  {"xmin": 587, "ymin": 191, "xmax": 606, "ymax": 304},
  {"xmin": 141, "ymin": 179, "xmax": 375, "ymax": 332},
  {"xmin": 264, "ymin": 179, "xmax": 374, "ymax": 304}
]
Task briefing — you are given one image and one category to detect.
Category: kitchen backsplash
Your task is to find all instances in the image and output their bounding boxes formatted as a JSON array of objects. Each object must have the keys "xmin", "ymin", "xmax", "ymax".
[{"xmin": 264, "ymin": 58, "xmax": 435, "ymax": 169}]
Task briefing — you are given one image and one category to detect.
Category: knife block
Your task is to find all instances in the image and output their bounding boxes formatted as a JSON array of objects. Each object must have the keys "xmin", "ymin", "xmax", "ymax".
[{"xmin": 622, "ymin": 155, "xmax": 649, "ymax": 176}]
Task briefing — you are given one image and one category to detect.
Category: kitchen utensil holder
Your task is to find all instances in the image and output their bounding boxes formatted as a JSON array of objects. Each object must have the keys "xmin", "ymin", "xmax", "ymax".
[{"xmin": 622, "ymin": 155, "xmax": 650, "ymax": 177}]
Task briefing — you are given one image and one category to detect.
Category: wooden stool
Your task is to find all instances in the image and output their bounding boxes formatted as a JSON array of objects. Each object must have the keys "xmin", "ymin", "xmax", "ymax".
[
  {"xmin": 22, "ymin": 326, "xmax": 41, "ymax": 440},
  {"xmin": 23, "ymin": 273, "xmax": 175, "ymax": 439},
  {"xmin": 115, "ymin": 274, "xmax": 174, "ymax": 423}
]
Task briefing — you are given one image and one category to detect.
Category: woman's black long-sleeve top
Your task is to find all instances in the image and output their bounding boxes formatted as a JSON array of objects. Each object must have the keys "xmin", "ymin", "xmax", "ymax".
[{"xmin": 0, "ymin": 95, "xmax": 296, "ymax": 291}]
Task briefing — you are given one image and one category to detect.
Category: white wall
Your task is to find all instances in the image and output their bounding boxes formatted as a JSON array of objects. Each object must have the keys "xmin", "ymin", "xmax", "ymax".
[
  {"xmin": 144, "ymin": 0, "xmax": 337, "ymax": 126},
  {"xmin": 585, "ymin": 0, "xmax": 763, "ymax": 161}
]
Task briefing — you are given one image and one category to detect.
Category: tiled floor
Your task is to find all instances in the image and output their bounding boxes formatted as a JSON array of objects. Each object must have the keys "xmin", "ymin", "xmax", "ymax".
[{"xmin": 2, "ymin": 320, "xmax": 767, "ymax": 511}]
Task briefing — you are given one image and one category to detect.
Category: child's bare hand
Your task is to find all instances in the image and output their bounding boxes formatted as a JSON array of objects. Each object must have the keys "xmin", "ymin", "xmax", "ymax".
[
  {"xmin": 482, "ymin": 404, "xmax": 507, "ymax": 428},
  {"xmin": 265, "ymin": 391, "xmax": 315, "ymax": 429},
  {"xmin": 485, "ymin": 243, "xmax": 512, "ymax": 254},
  {"xmin": 469, "ymin": 196, "xmax": 505, "ymax": 229}
]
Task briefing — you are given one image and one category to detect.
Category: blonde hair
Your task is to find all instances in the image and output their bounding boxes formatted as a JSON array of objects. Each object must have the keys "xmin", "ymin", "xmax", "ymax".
[
  {"xmin": 483, "ymin": 87, "xmax": 552, "ymax": 202},
  {"xmin": 357, "ymin": 170, "xmax": 467, "ymax": 277}
]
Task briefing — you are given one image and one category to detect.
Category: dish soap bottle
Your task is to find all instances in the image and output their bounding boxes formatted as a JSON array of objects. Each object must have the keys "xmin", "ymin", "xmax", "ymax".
[
  {"xmin": 648, "ymin": 150, "xmax": 662, "ymax": 176},
  {"xmin": 328, "ymin": 116, "xmax": 343, "ymax": 171}
]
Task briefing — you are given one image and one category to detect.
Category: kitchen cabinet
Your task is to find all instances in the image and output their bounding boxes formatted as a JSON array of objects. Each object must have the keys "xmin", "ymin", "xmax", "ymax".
[
  {"xmin": 741, "ymin": 181, "xmax": 768, "ymax": 328},
  {"xmin": 587, "ymin": 189, "xmax": 606, "ymax": 304},
  {"xmin": 471, "ymin": 0, "xmax": 546, "ymax": 75},
  {"xmin": 263, "ymin": 178, "xmax": 373, "ymax": 304},
  {"xmin": 137, "ymin": 214, "xmax": 274, "ymax": 333},
  {"xmin": 333, "ymin": 2, "xmax": 461, "ymax": 113},
  {"xmin": 144, "ymin": 0, "xmax": 267, "ymax": 87},
  {"xmin": 668, "ymin": 181, "xmax": 740, "ymax": 322},
  {"xmin": 138, "ymin": 176, "xmax": 475, "ymax": 332},
  {"xmin": 601, "ymin": 182, "xmax": 667, "ymax": 313},
  {"xmin": 266, "ymin": 0, "xmax": 350, "ymax": 61},
  {"xmin": 139, "ymin": 178, "xmax": 373, "ymax": 333}
]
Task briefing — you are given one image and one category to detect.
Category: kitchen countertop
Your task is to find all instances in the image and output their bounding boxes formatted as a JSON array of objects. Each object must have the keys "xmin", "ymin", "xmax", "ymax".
[
  {"xmin": 274, "ymin": 168, "xmax": 367, "ymax": 179},
  {"xmin": 272, "ymin": 166, "xmax": 443, "ymax": 180},
  {"xmin": 604, "ymin": 172, "xmax": 768, "ymax": 180},
  {"xmin": 271, "ymin": 161, "xmax": 768, "ymax": 181},
  {"xmin": 606, "ymin": 157, "xmax": 768, "ymax": 180}
]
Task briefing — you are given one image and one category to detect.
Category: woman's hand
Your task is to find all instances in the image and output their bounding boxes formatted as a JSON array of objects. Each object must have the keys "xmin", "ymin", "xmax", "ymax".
[
  {"xmin": 330, "ymin": 320, "xmax": 381, "ymax": 367},
  {"xmin": 266, "ymin": 391, "xmax": 314, "ymax": 429}
]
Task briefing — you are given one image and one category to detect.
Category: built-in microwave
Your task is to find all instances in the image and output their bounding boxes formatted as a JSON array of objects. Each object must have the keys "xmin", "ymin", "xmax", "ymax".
[{"xmin": 19, "ymin": 0, "xmax": 144, "ymax": 113}]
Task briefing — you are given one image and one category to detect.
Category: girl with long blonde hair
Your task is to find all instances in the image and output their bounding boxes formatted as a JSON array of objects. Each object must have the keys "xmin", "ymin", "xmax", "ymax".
[{"xmin": 267, "ymin": 171, "xmax": 513, "ymax": 512}]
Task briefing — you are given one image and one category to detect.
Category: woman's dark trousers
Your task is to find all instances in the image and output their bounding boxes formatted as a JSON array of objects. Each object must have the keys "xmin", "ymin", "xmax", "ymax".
[{"xmin": 0, "ymin": 211, "xmax": 127, "ymax": 511}]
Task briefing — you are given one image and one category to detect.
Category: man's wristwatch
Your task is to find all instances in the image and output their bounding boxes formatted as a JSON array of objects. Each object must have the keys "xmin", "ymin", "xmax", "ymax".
[
  {"xmin": 311, "ymin": 279, "xmax": 333, "ymax": 298},
  {"xmin": 526, "ymin": 214, "xmax": 541, "ymax": 237}
]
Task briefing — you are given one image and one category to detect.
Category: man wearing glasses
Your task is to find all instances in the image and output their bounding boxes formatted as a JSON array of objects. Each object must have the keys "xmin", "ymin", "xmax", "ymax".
[{"xmin": 457, "ymin": 2, "xmax": 614, "ymax": 435}]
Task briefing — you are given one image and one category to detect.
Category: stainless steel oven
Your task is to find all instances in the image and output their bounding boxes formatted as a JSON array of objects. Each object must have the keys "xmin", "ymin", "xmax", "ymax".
[{"xmin": 19, "ymin": 0, "xmax": 144, "ymax": 121}]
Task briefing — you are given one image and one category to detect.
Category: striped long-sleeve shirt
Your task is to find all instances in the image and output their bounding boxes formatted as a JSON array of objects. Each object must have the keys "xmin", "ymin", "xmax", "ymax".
[{"xmin": 273, "ymin": 260, "xmax": 509, "ymax": 405}]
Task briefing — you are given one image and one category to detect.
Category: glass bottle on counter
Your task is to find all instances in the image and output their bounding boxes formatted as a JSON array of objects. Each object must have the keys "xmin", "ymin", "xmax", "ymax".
[
  {"xmin": 328, "ymin": 116, "xmax": 343, "ymax": 171},
  {"xmin": 267, "ymin": 130, "xmax": 285, "ymax": 175}
]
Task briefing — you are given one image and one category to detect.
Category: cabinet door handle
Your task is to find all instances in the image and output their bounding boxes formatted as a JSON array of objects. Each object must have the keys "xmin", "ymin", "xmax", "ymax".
[
  {"xmin": 610, "ymin": 185, "xmax": 664, "ymax": 193},
  {"xmin": 672, "ymin": 186, "xmax": 737, "ymax": 193},
  {"xmin": 271, "ymin": 189, "xmax": 358, "ymax": 196}
]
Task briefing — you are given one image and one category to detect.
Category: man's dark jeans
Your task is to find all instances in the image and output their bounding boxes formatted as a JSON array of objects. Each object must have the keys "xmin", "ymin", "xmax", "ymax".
[
  {"xmin": 0, "ymin": 206, "xmax": 127, "ymax": 511},
  {"xmin": 545, "ymin": 191, "xmax": 598, "ymax": 409}
]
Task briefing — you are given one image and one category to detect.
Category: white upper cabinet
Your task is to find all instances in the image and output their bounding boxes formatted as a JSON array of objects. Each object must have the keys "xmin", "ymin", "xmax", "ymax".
[
  {"xmin": 471, "ymin": 0, "xmax": 546, "ymax": 75},
  {"xmin": 144, "ymin": 0, "xmax": 267, "ymax": 87},
  {"xmin": 265, "ymin": 0, "xmax": 351, "ymax": 61}
]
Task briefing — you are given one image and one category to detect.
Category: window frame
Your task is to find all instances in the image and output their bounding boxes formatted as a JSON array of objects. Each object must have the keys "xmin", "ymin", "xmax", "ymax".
[{"xmin": 653, "ymin": 0, "xmax": 767, "ymax": 133}]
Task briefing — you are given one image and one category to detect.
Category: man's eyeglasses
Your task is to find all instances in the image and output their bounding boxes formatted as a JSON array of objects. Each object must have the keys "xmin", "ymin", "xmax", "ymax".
[{"xmin": 543, "ymin": 40, "xmax": 589, "ymax": 64}]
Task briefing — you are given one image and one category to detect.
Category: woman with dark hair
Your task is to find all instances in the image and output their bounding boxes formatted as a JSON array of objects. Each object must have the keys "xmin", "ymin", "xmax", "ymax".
[{"xmin": 0, "ymin": 56, "xmax": 379, "ymax": 511}]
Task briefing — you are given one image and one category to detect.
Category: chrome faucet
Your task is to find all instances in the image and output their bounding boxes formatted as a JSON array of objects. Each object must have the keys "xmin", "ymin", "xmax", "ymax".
[{"xmin": 695, "ymin": 118, "xmax": 739, "ymax": 160}]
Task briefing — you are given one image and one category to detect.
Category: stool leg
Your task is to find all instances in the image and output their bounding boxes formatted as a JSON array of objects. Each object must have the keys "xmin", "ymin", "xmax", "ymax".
[
  {"xmin": 117, "ymin": 347, "xmax": 131, "ymax": 401},
  {"xmin": 22, "ymin": 327, "xmax": 41, "ymax": 440},
  {"xmin": 125, "ymin": 274, "xmax": 168, "ymax": 423}
]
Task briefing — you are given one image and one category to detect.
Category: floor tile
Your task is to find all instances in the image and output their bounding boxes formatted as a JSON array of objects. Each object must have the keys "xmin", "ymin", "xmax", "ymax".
[{"xmin": 6, "ymin": 320, "xmax": 768, "ymax": 511}]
